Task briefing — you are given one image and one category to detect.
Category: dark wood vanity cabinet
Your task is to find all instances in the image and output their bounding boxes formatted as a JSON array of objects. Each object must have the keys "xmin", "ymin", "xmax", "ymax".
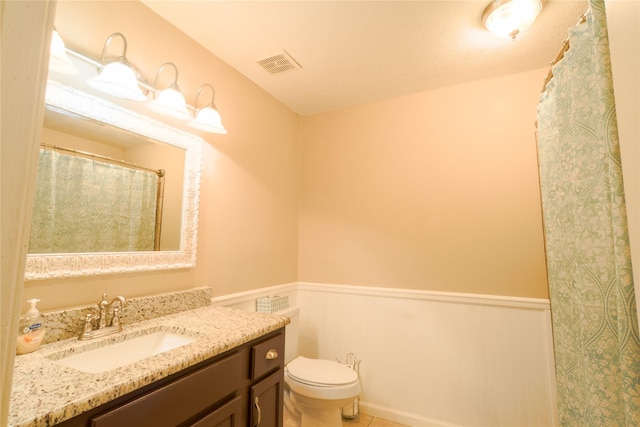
[
  {"xmin": 56, "ymin": 328, "xmax": 285, "ymax": 427},
  {"xmin": 249, "ymin": 334, "xmax": 285, "ymax": 427},
  {"xmin": 250, "ymin": 370, "xmax": 284, "ymax": 427},
  {"xmin": 189, "ymin": 395, "xmax": 244, "ymax": 427}
]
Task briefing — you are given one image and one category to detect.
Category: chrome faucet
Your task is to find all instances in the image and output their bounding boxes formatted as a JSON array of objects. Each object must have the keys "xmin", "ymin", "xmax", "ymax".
[{"xmin": 79, "ymin": 293, "xmax": 128, "ymax": 340}]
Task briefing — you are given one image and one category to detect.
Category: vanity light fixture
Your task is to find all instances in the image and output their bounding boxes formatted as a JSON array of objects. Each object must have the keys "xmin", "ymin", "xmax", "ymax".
[
  {"xmin": 188, "ymin": 84, "xmax": 228, "ymax": 134},
  {"xmin": 482, "ymin": 0, "xmax": 543, "ymax": 41},
  {"xmin": 87, "ymin": 33, "xmax": 147, "ymax": 101},
  {"xmin": 50, "ymin": 29, "xmax": 227, "ymax": 135},
  {"xmin": 146, "ymin": 62, "xmax": 191, "ymax": 120},
  {"xmin": 49, "ymin": 29, "xmax": 77, "ymax": 74}
]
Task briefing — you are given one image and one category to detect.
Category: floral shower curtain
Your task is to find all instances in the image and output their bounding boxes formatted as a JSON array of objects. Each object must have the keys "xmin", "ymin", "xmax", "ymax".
[
  {"xmin": 29, "ymin": 149, "xmax": 158, "ymax": 253},
  {"xmin": 536, "ymin": 1, "xmax": 640, "ymax": 425}
]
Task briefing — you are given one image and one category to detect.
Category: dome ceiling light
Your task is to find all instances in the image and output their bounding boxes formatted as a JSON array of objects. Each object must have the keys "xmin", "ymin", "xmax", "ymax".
[{"xmin": 482, "ymin": 0, "xmax": 544, "ymax": 41}]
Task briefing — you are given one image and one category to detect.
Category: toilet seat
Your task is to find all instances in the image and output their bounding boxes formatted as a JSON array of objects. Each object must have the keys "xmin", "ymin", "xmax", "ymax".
[{"xmin": 286, "ymin": 356, "xmax": 358, "ymax": 387}]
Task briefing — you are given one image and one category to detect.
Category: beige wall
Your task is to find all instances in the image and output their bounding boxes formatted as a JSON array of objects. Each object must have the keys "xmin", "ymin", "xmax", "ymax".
[
  {"xmin": 24, "ymin": 1, "xmax": 552, "ymax": 311},
  {"xmin": 299, "ymin": 68, "xmax": 549, "ymax": 298},
  {"xmin": 23, "ymin": 1, "xmax": 300, "ymax": 311}
]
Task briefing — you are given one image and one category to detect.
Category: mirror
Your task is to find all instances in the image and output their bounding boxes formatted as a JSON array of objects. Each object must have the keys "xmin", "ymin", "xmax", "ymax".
[
  {"xmin": 25, "ymin": 80, "xmax": 203, "ymax": 280},
  {"xmin": 34, "ymin": 105, "xmax": 186, "ymax": 253}
]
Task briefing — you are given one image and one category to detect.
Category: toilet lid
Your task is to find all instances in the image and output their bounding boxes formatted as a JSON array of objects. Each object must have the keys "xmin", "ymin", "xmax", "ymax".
[{"xmin": 287, "ymin": 356, "xmax": 358, "ymax": 386}]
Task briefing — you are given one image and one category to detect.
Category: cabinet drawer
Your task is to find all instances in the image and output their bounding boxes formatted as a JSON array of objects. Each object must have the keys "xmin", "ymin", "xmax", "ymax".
[
  {"xmin": 91, "ymin": 352, "xmax": 242, "ymax": 427},
  {"xmin": 251, "ymin": 333, "xmax": 284, "ymax": 380}
]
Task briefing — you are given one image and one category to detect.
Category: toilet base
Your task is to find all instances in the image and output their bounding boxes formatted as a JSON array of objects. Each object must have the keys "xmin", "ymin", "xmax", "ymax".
[
  {"xmin": 284, "ymin": 387, "xmax": 301, "ymax": 427},
  {"xmin": 286, "ymin": 389, "xmax": 353, "ymax": 427},
  {"xmin": 300, "ymin": 407, "xmax": 343, "ymax": 427}
]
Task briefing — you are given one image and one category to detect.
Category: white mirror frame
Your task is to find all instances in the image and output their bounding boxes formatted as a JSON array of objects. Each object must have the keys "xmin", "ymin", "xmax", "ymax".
[{"xmin": 25, "ymin": 80, "xmax": 202, "ymax": 280}]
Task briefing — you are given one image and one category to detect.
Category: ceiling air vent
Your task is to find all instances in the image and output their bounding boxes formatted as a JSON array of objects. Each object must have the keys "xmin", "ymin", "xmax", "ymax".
[{"xmin": 257, "ymin": 50, "xmax": 302, "ymax": 75}]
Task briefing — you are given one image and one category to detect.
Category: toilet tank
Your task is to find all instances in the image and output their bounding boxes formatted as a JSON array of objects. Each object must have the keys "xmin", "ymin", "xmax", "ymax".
[{"xmin": 276, "ymin": 306, "xmax": 300, "ymax": 364}]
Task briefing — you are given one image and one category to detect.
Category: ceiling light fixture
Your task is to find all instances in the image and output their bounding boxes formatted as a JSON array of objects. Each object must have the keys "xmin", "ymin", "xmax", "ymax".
[
  {"xmin": 188, "ymin": 84, "xmax": 227, "ymax": 134},
  {"xmin": 482, "ymin": 0, "xmax": 543, "ymax": 41},
  {"xmin": 147, "ymin": 62, "xmax": 191, "ymax": 120},
  {"xmin": 87, "ymin": 33, "xmax": 147, "ymax": 101},
  {"xmin": 49, "ymin": 29, "xmax": 77, "ymax": 74}
]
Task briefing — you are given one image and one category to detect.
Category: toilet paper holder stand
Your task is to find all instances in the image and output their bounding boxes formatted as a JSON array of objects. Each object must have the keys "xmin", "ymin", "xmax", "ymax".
[{"xmin": 339, "ymin": 353, "xmax": 361, "ymax": 419}]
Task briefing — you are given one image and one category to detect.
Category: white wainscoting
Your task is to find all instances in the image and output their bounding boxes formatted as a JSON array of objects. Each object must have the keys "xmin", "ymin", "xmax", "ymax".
[
  {"xmin": 211, "ymin": 282, "xmax": 299, "ymax": 312},
  {"xmin": 297, "ymin": 283, "xmax": 557, "ymax": 427},
  {"xmin": 212, "ymin": 282, "xmax": 557, "ymax": 427}
]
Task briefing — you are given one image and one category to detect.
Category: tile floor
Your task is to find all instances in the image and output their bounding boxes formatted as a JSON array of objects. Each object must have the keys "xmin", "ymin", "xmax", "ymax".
[
  {"xmin": 343, "ymin": 413, "xmax": 409, "ymax": 427},
  {"xmin": 284, "ymin": 410, "xmax": 409, "ymax": 427}
]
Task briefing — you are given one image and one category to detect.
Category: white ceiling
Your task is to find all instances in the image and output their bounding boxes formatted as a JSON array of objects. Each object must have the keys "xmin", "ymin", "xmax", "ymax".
[{"xmin": 142, "ymin": 0, "xmax": 589, "ymax": 116}]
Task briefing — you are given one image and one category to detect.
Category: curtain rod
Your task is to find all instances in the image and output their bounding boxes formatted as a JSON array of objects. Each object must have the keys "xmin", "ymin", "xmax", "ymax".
[
  {"xmin": 40, "ymin": 142, "xmax": 165, "ymax": 177},
  {"xmin": 541, "ymin": 11, "xmax": 589, "ymax": 93}
]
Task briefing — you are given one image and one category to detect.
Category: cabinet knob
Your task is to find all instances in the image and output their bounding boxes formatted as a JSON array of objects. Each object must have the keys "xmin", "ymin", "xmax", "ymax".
[{"xmin": 265, "ymin": 349, "xmax": 278, "ymax": 360}]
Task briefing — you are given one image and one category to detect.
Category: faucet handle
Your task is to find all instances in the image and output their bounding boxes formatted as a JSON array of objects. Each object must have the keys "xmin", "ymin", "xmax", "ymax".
[
  {"xmin": 80, "ymin": 313, "xmax": 94, "ymax": 334},
  {"xmin": 111, "ymin": 307, "xmax": 122, "ymax": 328},
  {"xmin": 84, "ymin": 312, "xmax": 94, "ymax": 324}
]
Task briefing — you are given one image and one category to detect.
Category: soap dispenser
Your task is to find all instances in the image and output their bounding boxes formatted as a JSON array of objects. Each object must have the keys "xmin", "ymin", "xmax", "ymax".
[{"xmin": 16, "ymin": 298, "xmax": 46, "ymax": 355}]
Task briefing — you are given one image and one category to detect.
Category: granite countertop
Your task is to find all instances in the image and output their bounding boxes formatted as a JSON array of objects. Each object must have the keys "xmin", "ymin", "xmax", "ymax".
[{"xmin": 9, "ymin": 305, "xmax": 289, "ymax": 427}]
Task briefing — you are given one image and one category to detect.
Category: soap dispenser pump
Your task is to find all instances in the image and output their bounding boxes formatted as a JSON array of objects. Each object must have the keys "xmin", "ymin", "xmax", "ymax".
[{"xmin": 16, "ymin": 298, "xmax": 46, "ymax": 355}]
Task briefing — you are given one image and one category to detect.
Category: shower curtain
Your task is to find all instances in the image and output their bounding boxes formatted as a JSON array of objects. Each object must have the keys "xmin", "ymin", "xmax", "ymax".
[
  {"xmin": 536, "ymin": 1, "xmax": 640, "ymax": 425},
  {"xmin": 29, "ymin": 149, "xmax": 158, "ymax": 253}
]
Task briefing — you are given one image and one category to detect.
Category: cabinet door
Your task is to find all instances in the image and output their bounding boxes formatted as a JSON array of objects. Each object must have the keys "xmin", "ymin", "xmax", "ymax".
[
  {"xmin": 250, "ymin": 370, "xmax": 283, "ymax": 427},
  {"xmin": 189, "ymin": 396, "xmax": 243, "ymax": 427}
]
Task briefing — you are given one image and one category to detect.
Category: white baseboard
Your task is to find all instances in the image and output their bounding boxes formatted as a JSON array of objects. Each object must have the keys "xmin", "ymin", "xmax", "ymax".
[{"xmin": 359, "ymin": 401, "xmax": 463, "ymax": 427}]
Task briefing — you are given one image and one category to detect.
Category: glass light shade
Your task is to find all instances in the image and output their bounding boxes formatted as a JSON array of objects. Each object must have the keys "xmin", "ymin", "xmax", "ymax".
[
  {"xmin": 483, "ymin": 0, "xmax": 542, "ymax": 40},
  {"xmin": 147, "ymin": 87, "xmax": 191, "ymax": 120},
  {"xmin": 49, "ymin": 30, "xmax": 77, "ymax": 74},
  {"xmin": 87, "ymin": 61, "xmax": 147, "ymax": 101},
  {"xmin": 189, "ymin": 107, "xmax": 228, "ymax": 134}
]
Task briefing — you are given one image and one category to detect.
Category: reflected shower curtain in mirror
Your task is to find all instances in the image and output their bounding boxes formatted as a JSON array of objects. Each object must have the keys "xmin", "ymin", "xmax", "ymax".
[
  {"xmin": 29, "ymin": 149, "xmax": 158, "ymax": 253},
  {"xmin": 536, "ymin": 1, "xmax": 640, "ymax": 425}
]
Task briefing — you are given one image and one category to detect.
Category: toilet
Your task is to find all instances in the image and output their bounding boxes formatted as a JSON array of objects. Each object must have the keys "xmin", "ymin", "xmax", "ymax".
[{"xmin": 278, "ymin": 306, "xmax": 361, "ymax": 427}]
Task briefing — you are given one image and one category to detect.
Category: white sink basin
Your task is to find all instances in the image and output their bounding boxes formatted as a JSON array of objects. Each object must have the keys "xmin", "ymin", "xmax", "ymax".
[{"xmin": 49, "ymin": 329, "xmax": 199, "ymax": 373}]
